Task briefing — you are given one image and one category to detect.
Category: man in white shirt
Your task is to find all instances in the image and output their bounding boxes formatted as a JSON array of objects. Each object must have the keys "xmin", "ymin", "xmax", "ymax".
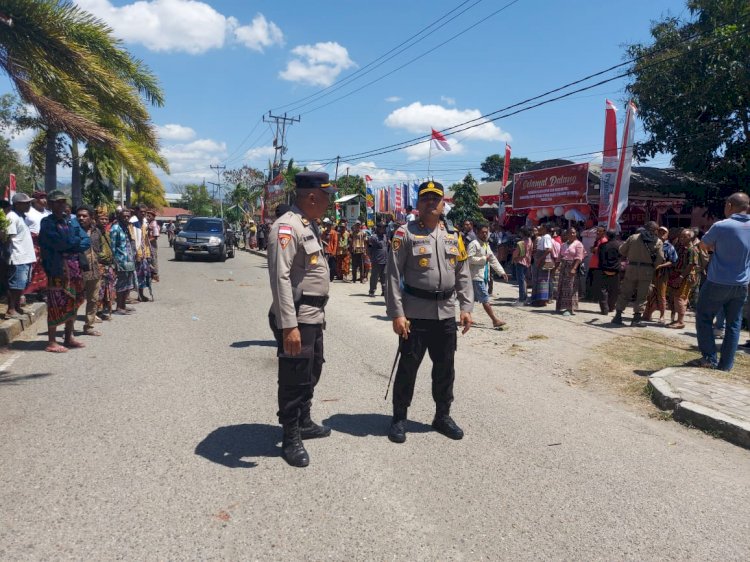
[
  {"xmin": 5, "ymin": 193, "xmax": 37, "ymax": 318},
  {"xmin": 468, "ymin": 222, "xmax": 509, "ymax": 328},
  {"xmin": 25, "ymin": 191, "xmax": 51, "ymax": 235},
  {"xmin": 405, "ymin": 205, "xmax": 416, "ymax": 222}
]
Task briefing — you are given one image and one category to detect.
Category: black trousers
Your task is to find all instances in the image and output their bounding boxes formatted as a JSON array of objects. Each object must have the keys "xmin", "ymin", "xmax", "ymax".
[
  {"xmin": 369, "ymin": 263, "xmax": 386, "ymax": 295},
  {"xmin": 592, "ymin": 270, "xmax": 620, "ymax": 313},
  {"xmin": 351, "ymin": 253, "xmax": 365, "ymax": 281},
  {"xmin": 393, "ymin": 318, "xmax": 457, "ymax": 417},
  {"xmin": 327, "ymin": 255, "xmax": 336, "ymax": 281},
  {"xmin": 269, "ymin": 314, "xmax": 325, "ymax": 426}
]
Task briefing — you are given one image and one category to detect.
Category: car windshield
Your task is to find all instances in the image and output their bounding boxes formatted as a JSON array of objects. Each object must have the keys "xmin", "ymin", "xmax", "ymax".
[{"xmin": 184, "ymin": 219, "xmax": 222, "ymax": 233}]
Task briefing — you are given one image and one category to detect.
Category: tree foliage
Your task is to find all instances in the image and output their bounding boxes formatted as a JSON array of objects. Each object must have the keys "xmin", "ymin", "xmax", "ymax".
[
  {"xmin": 446, "ymin": 173, "xmax": 484, "ymax": 226},
  {"xmin": 480, "ymin": 155, "xmax": 535, "ymax": 182},
  {"xmin": 333, "ymin": 174, "xmax": 366, "ymax": 197},
  {"xmin": 177, "ymin": 183, "xmax": 215, "ymax": 217},
  {"xmin": 625, "ymin": 0, "xmax": 750, "ymax": 210}
]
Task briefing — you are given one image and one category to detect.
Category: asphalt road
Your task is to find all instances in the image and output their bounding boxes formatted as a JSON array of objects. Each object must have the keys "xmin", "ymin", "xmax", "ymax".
[{"xmin": 1, "ymin": 241, "xmax": 749, "ymax": 560}]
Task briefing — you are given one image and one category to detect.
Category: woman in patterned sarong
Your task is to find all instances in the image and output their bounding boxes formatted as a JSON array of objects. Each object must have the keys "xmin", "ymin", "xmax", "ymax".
[
  {"xmin": 23, "ymin": 233, "xmax": 48, "ymax": 296},
  {"xmin": 39, "ymin": 191, "xmax": 91, "ymax": 353},
  {"xmin": 665, "ymin": 229, "xmax": 699, "ymax": 330},
  {"xmin": 95, "ymin": 208, "xmax": 116, "ymax": 319}
]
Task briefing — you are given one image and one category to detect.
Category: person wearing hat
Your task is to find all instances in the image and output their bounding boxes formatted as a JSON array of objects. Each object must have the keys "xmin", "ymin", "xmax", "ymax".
[
  {"xmin": 5, "ymin": 192, "xmax": 37, "ymax": 319},
  {"xmin": 247, "ymin": 219, "xmax": 257, "ymax": 250},
  {"xmin": 368, "ymin": 221, "xmax": 388, "ymax": 297},
  {"xmin": 267, "ymin": 171, "xmax": 337, "ymax": 467},
  {"xmin": 385, "ymin": 180, "xmax": 474, "ymax": 444},
  {"xmin": 38, "ymin": 190, "xmax": 91, "ymax": 352}
]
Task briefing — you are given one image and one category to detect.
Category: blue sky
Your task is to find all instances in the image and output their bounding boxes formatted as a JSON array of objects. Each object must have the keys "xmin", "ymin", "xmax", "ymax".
[{"xmin": 5, "ymin": 0, "xmax": 690, "ymax": 189}]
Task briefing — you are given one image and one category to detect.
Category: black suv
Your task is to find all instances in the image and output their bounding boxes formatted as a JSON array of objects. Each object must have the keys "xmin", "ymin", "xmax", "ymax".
[{"xmin": 173, "ymin": 217, "xmax": 235, "ymax": 262}]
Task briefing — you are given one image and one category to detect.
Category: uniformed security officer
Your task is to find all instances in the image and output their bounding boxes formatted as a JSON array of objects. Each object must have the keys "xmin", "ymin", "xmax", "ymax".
[
  {"xmin": 267, "ymin": 171, "xmax": 337, "ymax": 467},
  {"xmin": 385, "ymin": 180, "xmax": 474, "ymax": 443}
]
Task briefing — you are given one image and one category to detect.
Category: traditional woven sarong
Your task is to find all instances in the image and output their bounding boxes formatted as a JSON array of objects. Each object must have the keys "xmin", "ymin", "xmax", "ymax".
[
  {"xmin": 24, "ymin": 233, "xmax": 48, "ymax": 294},
  {"xmin": 530, "ymin": 250, "xmax": 551, "ymax": 303},
  {"xmin": 556, "ymin": 260, "xmax": 579, "ymax": 312},
  {"xmin": 46, "ymin": 257, "xmax": 84, "ymax": 327},
  {"xmin": 136, "ymin": 259, "xmax": 151, "ymax": 290},
  {"xmin": 98, "ymin": 264, "xmax": 116, "ymax": 309},
  {"xmin": 644, "ymin": 269, "xmax": 669, "ymax": 319}
]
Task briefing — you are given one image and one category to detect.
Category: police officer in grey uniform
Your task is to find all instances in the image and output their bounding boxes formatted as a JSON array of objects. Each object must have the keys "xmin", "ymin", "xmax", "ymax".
[
  {"xmin": 385, "ymin": 180, "xmax": 474, "ymax": 443},
  {"xmin": 267, "ymin": 172, "xmax": 337, "ymax": 467}
]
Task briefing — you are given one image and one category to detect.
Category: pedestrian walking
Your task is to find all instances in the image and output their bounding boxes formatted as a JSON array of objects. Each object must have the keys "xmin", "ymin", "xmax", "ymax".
[
  {"xmin": 695, "ymin": 193, "xmax": 750, "ymax": 371},
  {"xmin": 385, "ymin": 180, "xmax": 473, "ymax": 444},
  {"xmin": 267, "ymin": 171, "xmax": 337, "ymax": 467},
  {"xmin": 368, "ymin": 222, "xmax": 388, "ymax": 297},
  {"xmin": 612, "ymin": 221, "xmax": 665, "ymax": 327},
  {"xmin": 467, "ymin": 222, "xmax": 508, "ymax": 328}
]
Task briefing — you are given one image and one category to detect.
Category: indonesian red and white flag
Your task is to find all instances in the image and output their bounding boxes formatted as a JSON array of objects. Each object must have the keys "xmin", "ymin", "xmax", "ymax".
[
  {"xmin": 431, "ymin": 128, "xmax": 451, "ymax": 151},
  {"xmin": 365, "ymin": 175, "xmax": 373, "ymax": 182},
  {"xmin": 608, "ymin": 101, "xmax": 638, "ymax": 231}
]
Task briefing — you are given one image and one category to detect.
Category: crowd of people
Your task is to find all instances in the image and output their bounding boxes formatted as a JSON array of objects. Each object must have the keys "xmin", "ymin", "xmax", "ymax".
[{"xmin": 2, "ymin": 191, "xmax": 160, "ymax": 353}]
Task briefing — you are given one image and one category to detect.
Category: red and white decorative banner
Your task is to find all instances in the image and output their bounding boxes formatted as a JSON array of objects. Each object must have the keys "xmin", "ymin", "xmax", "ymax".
[
  {"xmin": 502, "ymin": 143, "xmax": 511, "ymax": 187},
  {"xmin": 607, "ymin": 101, "xmax": 638, "ymax": 231},
  {"xmin": 511, "ymin": 163, "xmax": 589, "ymax": 210},
  {"xmin": 598, "ymin": 99, "xmax": 619, "ymax": 225}
]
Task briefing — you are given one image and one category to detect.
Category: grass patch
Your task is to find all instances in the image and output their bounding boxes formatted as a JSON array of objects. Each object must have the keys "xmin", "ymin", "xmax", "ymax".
[{"xmin": 579, "ymin": 332, "xmax": 750, "ymax": 410}]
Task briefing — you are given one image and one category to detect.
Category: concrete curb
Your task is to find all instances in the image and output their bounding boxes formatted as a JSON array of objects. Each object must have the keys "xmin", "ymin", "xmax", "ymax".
[
  {"xmin": 648, "ymin": 368, "xmax": 750, "ymax": 449},
  {"xmin": 0, "ymin": 302, "xmax": 47, "ymax": 346}
]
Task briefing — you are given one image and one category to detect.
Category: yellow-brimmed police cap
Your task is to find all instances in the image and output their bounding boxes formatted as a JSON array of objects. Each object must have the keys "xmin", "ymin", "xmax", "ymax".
[{"xmin": 417, "ymin": 180, "xmax": 444, "ymax": 198}]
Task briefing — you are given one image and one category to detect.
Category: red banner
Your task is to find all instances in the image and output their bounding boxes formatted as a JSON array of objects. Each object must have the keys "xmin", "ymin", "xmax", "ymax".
[
  {"xmin": 511, "ymin": 163, "xmax": 589, "ymax": 210},
  {"xmin": 502, "ymin": 143, "xmax": 511, "ymax": 187}
]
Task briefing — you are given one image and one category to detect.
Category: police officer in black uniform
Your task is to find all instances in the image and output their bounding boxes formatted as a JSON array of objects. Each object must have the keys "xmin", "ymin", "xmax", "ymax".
[
  {"xmin": 385, "ymin": 181, "xmax": 474, "ymax": 443},
  {"xmin": 267, "ymin": 172, "xmax": 337, "ymax": 467}
]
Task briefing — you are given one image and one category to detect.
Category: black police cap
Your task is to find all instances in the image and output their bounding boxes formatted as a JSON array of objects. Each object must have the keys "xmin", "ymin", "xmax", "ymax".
[
  {"xmin": 295, "ymin": 171, "xmax": 337, "ymax": 194},
  {"xmin": 417, "ymin": 180, "xmax": 444, "ymax": 198}
]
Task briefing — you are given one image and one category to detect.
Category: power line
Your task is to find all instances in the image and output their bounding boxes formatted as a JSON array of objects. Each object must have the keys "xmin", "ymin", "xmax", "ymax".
[
  {"xmin": 272, "ymin": 0, "xmax": 484, "ymax": 112},
  {"xmin": 298, "ymin": 0, "xmax": 524, "ymax": 116},
  {"xmin": 319, "ymin": 19, "xmax": 749, "ymax": 163}
]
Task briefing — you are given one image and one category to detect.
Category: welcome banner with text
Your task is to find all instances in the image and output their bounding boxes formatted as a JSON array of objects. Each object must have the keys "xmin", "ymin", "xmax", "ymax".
[{"xmin": 511, "ymin": 163, "xmax": 589, "ymax": 210}]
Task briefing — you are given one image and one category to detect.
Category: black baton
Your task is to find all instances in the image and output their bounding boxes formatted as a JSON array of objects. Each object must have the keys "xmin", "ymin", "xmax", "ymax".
[{"xmin": 384, "ymin": 337, "xmax": 404, "ymax": 401}]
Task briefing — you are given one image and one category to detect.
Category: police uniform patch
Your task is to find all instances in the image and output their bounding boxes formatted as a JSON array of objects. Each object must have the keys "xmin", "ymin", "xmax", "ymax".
[
  {"xmin": 310, "ymin": 254, "xmax": 318, "ymax": 265},
  {"xmin": 392, "ymin": 238, "xmax": 402, "ymax": 251},
  {"xmin": 419, "ymin": 246, "xmax": 427, "ymax": 254},
  {"xmin": 278, "ymin": 225, "xmax": 293, "ymax": 250},
  {"xmin": 419, "ymin": 257, "xmax": 430, "ymax": 267},
  {"xmin": 449, "ymin": 246, "xmax": 458, "ymax": 254}
]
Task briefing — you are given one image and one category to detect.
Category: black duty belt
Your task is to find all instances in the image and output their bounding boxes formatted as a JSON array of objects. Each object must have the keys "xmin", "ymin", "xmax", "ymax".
[
  {"xmin": 296, "ymin": 295, "xmax": 329, "ymax": 309},
  {"xmin": 629, "ymin": 261, "xmax": 654, "ymax": 267},
  {"xmin": 404, "ymin": 284, "xmax": 455, "ymax": 301}
]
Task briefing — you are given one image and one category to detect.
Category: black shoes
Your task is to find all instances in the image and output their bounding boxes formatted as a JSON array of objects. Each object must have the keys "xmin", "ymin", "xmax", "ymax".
[
  {"xmin": 432, "ymin": 415, "xmax": 464, "ymax": 440},
  {"xmin": 281, "ymin": 424, "xmax": 309, "ymax": 468},
  {"xmin": 388, "ymin": 418, "xmax": 407, "ymax": 443},
  {"xmin": 299, "ymin": 418, "xmax": 331, "ymax": 440},
  {"xmin": 368, "ymin": 291, "xmax": 375, "ymax": 297},
  {"xmin": 612, "ymin": 311, "xmax": 623, "ymax": 325},
  {"xmin": 631, "ymin": 313, "xmax": 645, "ymax": 327}
]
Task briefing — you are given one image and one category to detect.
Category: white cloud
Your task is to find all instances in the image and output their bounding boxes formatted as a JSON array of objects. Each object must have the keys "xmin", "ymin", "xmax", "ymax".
[
  {"xmin": 385, "ymin": 96, "xmax": 401, "ymax": 103},
  {"xmin": 160, "ymin": 137, "xmax": 227, "ymax": 181},
  {"xmin": 232, "ymin": 13, "xmax": 283, "ymax": 52},
  {"xmin": 156, "ymin": 123, "xmax": 196, "ymax": 141},
  {"xmin": 279, "ymin": 42, "xmax": 355, "ymax": 87},
  {"xmin": 440, "ymin": 96, "xmax": 456, "ymax": 106},
  {"xmin": 244, "ymin": 146, "xmax": 276, "ymax": 162},
  {"xmin": 76, "ymin": 0, "xmax": 282, "ymax": 54},
  {"xmin": 385, "ymin": 102, "xmax": 510, "ymax": 143}
]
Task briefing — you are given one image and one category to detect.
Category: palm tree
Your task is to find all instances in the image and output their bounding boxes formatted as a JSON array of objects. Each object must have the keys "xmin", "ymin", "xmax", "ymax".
[{"xmin": 1, "ymin": 0, "xmax": 166, "ymax": 193}]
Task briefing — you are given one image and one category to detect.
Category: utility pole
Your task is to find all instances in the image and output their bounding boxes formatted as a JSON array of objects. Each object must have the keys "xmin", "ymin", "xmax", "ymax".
[
  {"xmin": 334, "ymin": 156, "xmax": 340, "ymax": 181},
  {"xmin": 263, "ymin": 111, "xmax": 300, "ymax": 181},
  {"xmin": 210, "ymin": 164, "xmax": 226, "ymax": 219}
]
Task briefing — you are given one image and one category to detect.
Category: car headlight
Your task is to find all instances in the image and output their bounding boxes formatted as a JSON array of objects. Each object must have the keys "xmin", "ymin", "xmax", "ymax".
[
  {"xmin": 208, "ymin": 236, "xmax": 222, "ymax": 246},
  {"xmin": 175, "ymin": 235, "xmax": 187, "ymax": 243}
]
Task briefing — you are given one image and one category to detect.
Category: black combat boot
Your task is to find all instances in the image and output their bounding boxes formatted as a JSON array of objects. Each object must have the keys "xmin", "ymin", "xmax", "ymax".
[
  {"xmin": 432, "ymin": 407, "xmax": 464, "ymax": 440},
  {"xmin": 388, "ymin": 408, "xmax": 407, "ymax": 443},
  {"xmin": 631, "ymin": 313, "xmax": 645, "ymax": 327},
  {"xmin": 281, "ymin": 422, "xmax": 309, "ymax": 468},
  {"xmin": 299, "ymin": 411, "xmax": 331, "ymax": 440},
  {"xmin": 612, "ymin": 311, "xmax": 624, "ymax": 325}
]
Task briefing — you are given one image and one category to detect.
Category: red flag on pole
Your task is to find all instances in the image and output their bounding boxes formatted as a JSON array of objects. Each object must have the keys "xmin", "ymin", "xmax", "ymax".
[
  {"xmin": 365, "ymin": 175, "xmax": 373, "ymax": 182},
  {"xmin": 502, "ymin": 143, "xmax": 511, "ymax": 187},
  {"xmin": 431, "ymin": 128, "xmax": 451, "ymax": 151}
]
